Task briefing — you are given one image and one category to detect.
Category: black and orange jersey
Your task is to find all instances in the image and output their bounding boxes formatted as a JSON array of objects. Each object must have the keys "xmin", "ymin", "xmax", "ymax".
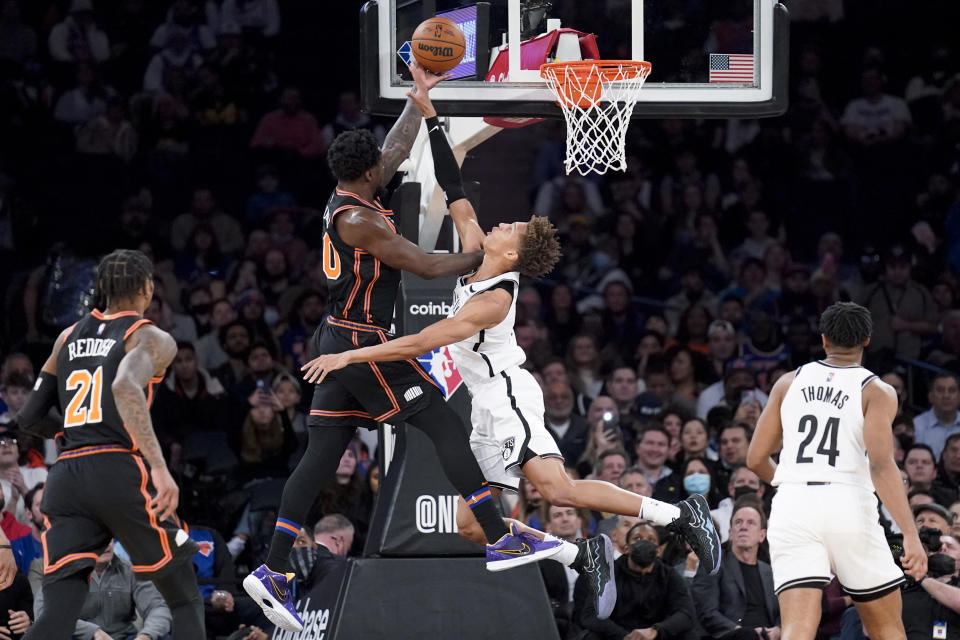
[
  {"xmin": 55, "ymin": 309, "xmax": 164, "ymax": 453},
  {"xmin": 321, "ymin": 187, "xmax": 402, "ymax": 330}
]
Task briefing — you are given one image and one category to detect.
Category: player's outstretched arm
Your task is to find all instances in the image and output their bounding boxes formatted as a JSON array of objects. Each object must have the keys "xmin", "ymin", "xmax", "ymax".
[
  {"xmin": 746, "ymin": 372, "xmax": 791, "ymax": 484},
  {"xmin": 114, "ymin": 324, "xmax": 180, "ymax": 520},
  {"xmin": 863, "ymin": 380, "xmax": 927, "ymax": 581},
  {"xmin": 302, "ymin": 291, "xmax": 511, "ymax": 383},
  {"xmin": 379, "ymin": 63, "xmax": 447, "ymax": 186},
  {"xmin": 405, "ymin": 68, "xmax": 485, "ymax": 255},
  {"xmin": 337, "ymin": 208, "xmax": 482, "ymax": 278}
]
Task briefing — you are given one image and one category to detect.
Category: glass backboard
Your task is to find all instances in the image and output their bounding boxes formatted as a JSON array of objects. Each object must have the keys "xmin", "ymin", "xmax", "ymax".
[{"xmin": 361, "ymin": 0, "xmax": 789, "ymax": 118}]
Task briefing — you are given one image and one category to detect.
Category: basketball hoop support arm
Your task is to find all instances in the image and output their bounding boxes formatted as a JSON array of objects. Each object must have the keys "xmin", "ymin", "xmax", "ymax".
[{"xmin": 397, "ymin": 116, "xmax": 503, "ymax": 251}]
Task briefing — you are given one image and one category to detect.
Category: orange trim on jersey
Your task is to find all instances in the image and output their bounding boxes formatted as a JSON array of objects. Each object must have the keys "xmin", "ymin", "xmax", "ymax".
[
  {"xmin": 351, "ymin": 332, "xmax": 359, "ymax": 347},
  {"xmin": 310, "ymin": 409, "xmax": 374, "ymax": 418},
  {"xmin": 363, "ymin": 258, "xmax": 381, "ymax": 323},
  {"xmin": 57, "ymin": 445, "xmax": 135, "ymax": 461},
  {"xmin": 123, "ymin": 318, "xmax": 154, "ymax": 340},
  {"xmin": 407, "ymin": 359, "xmax": 442, "ymax": 391},
  {"xmin": 327, "ymin": 317, "xmax": 386, "ymax": 333},
  {"xmin": 130, "ymin": 455, "xmax": 173, "ymax": 573},
  {"xmin": 335, "ymin": 188, "xmax": 391, "ymax": 213},
  {"xmin": 379, "ymin": 213, "xmax": 396, "ymax": 232},
  {"xmin": 374, "ymin": 407, "xmax": 401, "ymax": 422},
  {"xmin": 41, "ymin": 514, "xmax": 100, "ymax": 575},
  {"xmin": 369, "ymin": 362, "xmax": 399, "ymax": 414},
  {"xmin": 342, "ymin": 248, "xmax": 363, "ymax": 317},
  {"xmin": 91, "ymin": 309, "xmax": 141, "ymax": 320}
]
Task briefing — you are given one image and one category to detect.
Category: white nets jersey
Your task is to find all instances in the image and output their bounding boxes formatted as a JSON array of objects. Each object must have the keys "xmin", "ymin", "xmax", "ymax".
[
  {"xmin": 447, "ymin": 271, "xmax": 524, "ymax": 388},
  {"xmin": 773, "ymin": 361, "xmax": 879, "ymax": 492}
]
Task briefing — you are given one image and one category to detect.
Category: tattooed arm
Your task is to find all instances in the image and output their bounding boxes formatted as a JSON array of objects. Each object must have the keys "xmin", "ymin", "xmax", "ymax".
[
  {"xmin": 114, "ymin": 323, "xmax": 180, "ymax": 519},
  {"xmin": 377, "ymin": 63, "xmax": 448, "ymax": 186}
]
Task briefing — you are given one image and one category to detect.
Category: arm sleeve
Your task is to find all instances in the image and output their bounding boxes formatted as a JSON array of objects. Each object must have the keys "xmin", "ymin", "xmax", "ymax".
[
  {"xmin": 573, "ymin": 572, "xmax": 630, "ymax": 639},
  {"xmin": 133, "ymin": 578, "xmax": 172, "ymax": 639},
  {"xmin": 424, "ymin": 116, "xmax": 466, "ymax": 205},
  {"xmin": 654, "ymin": 568, "xmax": 697, "ymax": 639},
  {"xmin": 15, "ymin": 371, "xmax": 61, "ymax": 438}
]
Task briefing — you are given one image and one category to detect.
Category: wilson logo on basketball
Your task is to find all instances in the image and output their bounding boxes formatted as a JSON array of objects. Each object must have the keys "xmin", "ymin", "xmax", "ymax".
[{"xmin": 417, "ymin": 42, "xmax": 454, "ymax": 57}]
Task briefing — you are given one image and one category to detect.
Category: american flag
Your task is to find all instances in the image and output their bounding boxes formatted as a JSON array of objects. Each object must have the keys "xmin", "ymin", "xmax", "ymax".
[{"xmin": 709, "ymin": 53, "xmax": 754, "ymax": 83}]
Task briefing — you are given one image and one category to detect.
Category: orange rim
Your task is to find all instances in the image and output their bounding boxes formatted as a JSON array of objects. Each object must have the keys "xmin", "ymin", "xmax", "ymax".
[{"xmin": 540, "ymin": 60, "xmax": 650, "ymax": 108}]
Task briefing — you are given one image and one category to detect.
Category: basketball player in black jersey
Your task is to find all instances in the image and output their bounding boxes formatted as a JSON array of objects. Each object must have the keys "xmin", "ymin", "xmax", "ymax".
[
  {"xmin": 242, "ymin": 65, "xmax": 555, "ymax": 632},
  {"xmin": 14, "ymin": 249, "xmax": 205, "ymax": 640}
]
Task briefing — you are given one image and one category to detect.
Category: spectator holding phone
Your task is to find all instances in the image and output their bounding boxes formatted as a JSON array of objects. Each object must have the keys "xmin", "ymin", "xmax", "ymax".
[{"xmin": 576, "ymin": 397, "xmax": 625, "ymax": 478}]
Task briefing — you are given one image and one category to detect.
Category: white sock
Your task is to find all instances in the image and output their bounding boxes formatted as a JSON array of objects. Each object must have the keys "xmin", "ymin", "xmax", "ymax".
[
  {"xmin": 639, "ymin": 498, "xmax": 682, "ymax": 525},
  {"xmin": 546, "ymin": 535, "xmax": 580, "ymax": 567}
]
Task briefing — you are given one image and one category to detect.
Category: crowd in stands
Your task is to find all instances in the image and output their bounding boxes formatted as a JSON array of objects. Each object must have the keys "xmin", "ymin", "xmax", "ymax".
[{"xmin": 0, "ymin": 0, "xmax": 957, "ymax": 638}]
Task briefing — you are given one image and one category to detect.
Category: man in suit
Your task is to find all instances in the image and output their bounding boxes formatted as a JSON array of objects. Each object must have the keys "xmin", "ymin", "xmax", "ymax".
[
  {"xmin": 692, "ymin": 499, "xmax": 781, "ymax": 640},
  {"xmin": 544, "ymin": 383, "xmax": 589, "ymax": 464}
]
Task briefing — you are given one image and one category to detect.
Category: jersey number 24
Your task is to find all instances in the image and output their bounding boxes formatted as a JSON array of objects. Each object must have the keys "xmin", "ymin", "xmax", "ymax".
[
  {"xmin": 64, "ymin": 366, "xmax": 104, "ymax": 427},
  {"xmin": 796, "ymin": 414, "xmax": 840, "ymax": 467}
]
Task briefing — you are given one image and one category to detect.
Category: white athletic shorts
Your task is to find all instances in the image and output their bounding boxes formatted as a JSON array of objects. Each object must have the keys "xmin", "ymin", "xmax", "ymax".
[
  {"xmin": 468, "ymin": 366, "xmax": 563, "ymax": 492},
  {"xmin": 767, "ymin": 483, "xmax": 904, "ymax": 600}
]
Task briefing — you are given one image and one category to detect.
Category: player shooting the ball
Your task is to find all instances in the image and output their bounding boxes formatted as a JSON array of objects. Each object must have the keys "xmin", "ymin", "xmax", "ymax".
[{"xmin": 302, "ymin": 66, "xmax": 724, "ymax": 620}]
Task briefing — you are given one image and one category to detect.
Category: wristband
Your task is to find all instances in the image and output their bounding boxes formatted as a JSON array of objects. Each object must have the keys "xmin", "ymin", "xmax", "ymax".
[
  {"xmin": 425, "ymin": 115, "xmax": 441, "ymax": 132},
  {"xmin": 0, "ymin": 545, "xmax": 11, "ymax": 550}
]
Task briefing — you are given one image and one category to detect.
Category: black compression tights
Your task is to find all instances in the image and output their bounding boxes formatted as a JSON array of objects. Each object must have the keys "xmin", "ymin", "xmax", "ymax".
[
  {"xmin": 24, "ymin": 563, "xmax": 204, "ymax": 640},
  {"xmin": 266, "ymin": 399, "xmax": 508, "ymax": 572},
  {"xmin": 23, "ymin": 572, "xmax": 90, "ymax": 640}
]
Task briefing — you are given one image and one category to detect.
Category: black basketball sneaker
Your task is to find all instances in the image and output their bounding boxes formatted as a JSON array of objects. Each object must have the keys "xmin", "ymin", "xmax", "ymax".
[{"xmin": 667, "ymin": 493, "xmax": 723, "ymax": 575}]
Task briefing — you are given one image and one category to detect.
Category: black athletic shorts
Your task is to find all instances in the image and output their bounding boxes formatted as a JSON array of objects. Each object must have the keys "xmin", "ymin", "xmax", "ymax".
[
  {"xmin": 308, "ymin": 317, "xmax": 442, "ymax": 429},
  {"xmin": 41, "ymin": 446, "xmax": 196, "ymax": 582}
]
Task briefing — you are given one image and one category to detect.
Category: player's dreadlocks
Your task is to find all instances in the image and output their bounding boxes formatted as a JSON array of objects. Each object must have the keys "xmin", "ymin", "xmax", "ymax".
[
  {"xmin": 327, "ymin": 129, "xmax": 382, "ymax": 181},
  {"xmin": 819, "ymin": 301, "xmax": 873, "ymax": 348},
  {"xmin": 97, "ymin": 249, "xmax": 154, "ymax": 304},
  {"xmin": 515, "ymin": 215, "xmax": 561, "ymax": 279}
]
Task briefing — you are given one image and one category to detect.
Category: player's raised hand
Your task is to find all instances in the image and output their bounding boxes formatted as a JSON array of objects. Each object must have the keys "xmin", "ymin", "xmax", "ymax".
[
  {"xmin": 149, "ymin": 465, "xmax": 180, "ymax": 522},
  {"xmin": 901, "ymin": 533, "xmax": 928, "ymax": 582},
  {"xmin": 301, "ymin": 353, "xmax": 351, "ymax": 384},
  {"xmin": 406, "ymin": 62, "xmax": 451, "ymax": 117}
]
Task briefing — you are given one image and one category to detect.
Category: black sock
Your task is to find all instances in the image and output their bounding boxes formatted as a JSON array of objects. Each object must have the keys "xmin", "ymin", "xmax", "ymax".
[
  {"xmin": 266, "ymin": 426, "xmax": 356, "ymax": 572},
  {"xmin": 407, "ymin": 399, "xmax": 509, "ymax": 543},
  {"xmin": 24, "ymin": 571, "xmax": 90, "ymax": 640}
]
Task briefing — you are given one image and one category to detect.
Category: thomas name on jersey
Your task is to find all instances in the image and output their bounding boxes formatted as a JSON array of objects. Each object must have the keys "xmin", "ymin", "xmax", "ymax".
[
  {"xmin": 798, "ymin": 385, "xmax": 850, "ymax": 410},
  {"xmin": 67, "ymin": 338, "xmax": 117, "ymax": 361}
]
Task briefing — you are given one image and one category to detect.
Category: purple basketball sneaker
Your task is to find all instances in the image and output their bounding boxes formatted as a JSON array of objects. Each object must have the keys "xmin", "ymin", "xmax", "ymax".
[
  {"xmin": 486, "ymin": 522, "xmax": 563, "ymax": 571},
  {"xmin": 242, "ymin": 565, "xmax": 304, "ymax": 632}
]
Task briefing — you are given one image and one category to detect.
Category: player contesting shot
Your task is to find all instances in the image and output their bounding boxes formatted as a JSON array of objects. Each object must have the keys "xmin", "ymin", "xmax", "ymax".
[
  {"xmin": 747, "ymin": 302, "xmax": 927, "ymax": 640},
  {"xmin": 301, "ymin": 66, "xmax": 725, "ymax": 619},
  {"xmin": 14, "ymin": 249, "xmax": 205, "ymax": 640},
  {"xmin": 242, "ymin": 64, "xmax": 560, "ymax": 633}
]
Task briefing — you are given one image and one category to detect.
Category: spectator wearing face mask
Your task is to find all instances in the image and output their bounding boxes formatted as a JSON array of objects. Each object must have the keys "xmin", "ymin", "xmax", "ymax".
[
  {"xmin": 288, "ymin": 514, "xmax": 354, "ymax": 591},
  {"xmin": 574, "ymin": 521, "xmax": 697, "ymax": 640},
  {"xmin": 654, "ymin": 456, "xmax": 722, "ymax": 509},
  {"xmin": 712, "ymin": 465, "xmax": 766, "ymax": 543}
]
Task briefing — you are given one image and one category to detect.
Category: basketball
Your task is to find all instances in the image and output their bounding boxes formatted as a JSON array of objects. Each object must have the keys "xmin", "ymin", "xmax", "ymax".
[{"xmin": 411, "ymin": 17, "xmax": 465, "ymax": 74}]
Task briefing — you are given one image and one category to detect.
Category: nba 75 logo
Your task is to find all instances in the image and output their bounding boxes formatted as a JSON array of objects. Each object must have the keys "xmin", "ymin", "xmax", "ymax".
[
  {"xmin": 416, "ymin": 346, "xmax": 463, "ymax": 399},
  {"xmin": 825, "ymin": 372, "xmax": 834, "ymax": 383}
]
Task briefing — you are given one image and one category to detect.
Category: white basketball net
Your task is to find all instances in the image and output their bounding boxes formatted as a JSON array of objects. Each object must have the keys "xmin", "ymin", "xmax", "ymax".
[{"xmin": 541, "ymin": 61, "xmax": 651, "ymax": 176}]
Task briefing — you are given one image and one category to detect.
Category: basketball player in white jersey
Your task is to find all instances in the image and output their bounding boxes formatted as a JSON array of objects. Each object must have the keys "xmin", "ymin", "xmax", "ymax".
[
  {"xmin": 300, "ymin": 76, "xmax": 723, "ymax": 620},
  {"xmin": 747, "ymin": 302, "xmax": 926, "ymax": 640}
]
